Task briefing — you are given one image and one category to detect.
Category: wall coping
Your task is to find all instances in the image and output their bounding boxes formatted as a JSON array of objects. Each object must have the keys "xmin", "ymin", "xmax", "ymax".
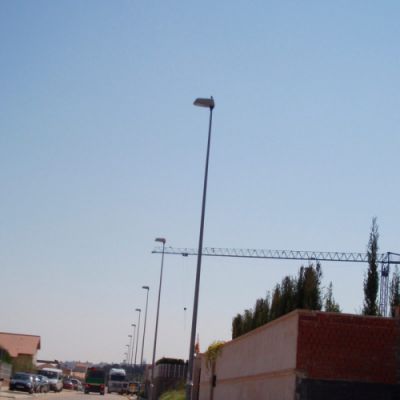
[{"xmin": 217, "ymin": 309, "xmax": 395, "ymax": 352}]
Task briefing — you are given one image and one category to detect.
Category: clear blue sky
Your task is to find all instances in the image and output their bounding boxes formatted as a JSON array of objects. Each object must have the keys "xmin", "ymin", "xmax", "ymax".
[{"xmin": 1, "ymin": 0, "xmax": 400, "ymax": 364}]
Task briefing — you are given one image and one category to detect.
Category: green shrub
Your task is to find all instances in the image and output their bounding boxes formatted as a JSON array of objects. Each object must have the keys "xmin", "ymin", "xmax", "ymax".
[
  {"xmin": 205, "ymin": 341, "xmax": 225, "ymax": 370},
  {"xmin": 0, "ymin": 347, "xmax": 11, "ymax": 364},
  {"xmin": 159, "ymin": 389, "xmax": 185, "ymax": 400},
  {"xmin": 156, "ymin": 357, "xmax": 185, "ymax": 366}
]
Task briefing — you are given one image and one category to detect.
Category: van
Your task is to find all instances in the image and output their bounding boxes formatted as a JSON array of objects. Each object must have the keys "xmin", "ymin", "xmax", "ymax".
[{"xmin": 37, "ymin": 368, "xmax": 63, "ymax": 392}]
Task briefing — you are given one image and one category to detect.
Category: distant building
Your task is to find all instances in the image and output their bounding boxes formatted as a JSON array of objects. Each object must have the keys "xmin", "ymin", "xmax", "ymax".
[
  {"xmin": 72, "ymin": 362, "xmax": 91, "ymax": 380},
  {"xmin": 0, "ymin": 332, "xmax": 41, "ymax": 368}
]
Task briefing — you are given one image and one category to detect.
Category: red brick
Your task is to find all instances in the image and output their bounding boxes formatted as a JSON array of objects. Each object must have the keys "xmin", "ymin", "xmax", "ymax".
[{"xmin": 296, "ymin": 313, "xmax": 399, "ymax": 384}]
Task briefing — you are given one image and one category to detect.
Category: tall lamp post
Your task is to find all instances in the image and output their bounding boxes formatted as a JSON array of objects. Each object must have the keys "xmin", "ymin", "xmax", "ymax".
[
  {"xmin": 128, "ymin": 335, "xmax": 133, "ymax": 364},
  {"xmin": 141, "ymin": 286, "xmax": 150, "ymax": 365},
  {"xmin": 130, "ymin": 324, "xmax": 136, "ymax": 368},
  {"xmin": 186, "ymin": 97, "xmax": 215, "ymax": 400},
  {"xmin": 134, "ymin": 308, "xmax": 141, "ymax": 366},
  {"xmin": 151, "ymin": 237, "xmax": 166, "ymax": 400},
  {"xmin": 125, "ymin": 344, "xmax": 130, "ymax": 365}
]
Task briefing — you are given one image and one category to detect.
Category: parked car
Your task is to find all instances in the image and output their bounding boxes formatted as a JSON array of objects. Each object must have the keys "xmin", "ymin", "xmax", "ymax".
[
  {"xmin": 31, "ymin": 375, "xmax": 41, "ymax": 393},
  {"xmin": 70, "ymin": 378, "xmax": 83, "ymax": 391},
  {"xmin": 9, "ymin": 372, "xmax": 35, "ymax": 394},
  {"xmin": 63, "ymin": 378, "xmax": 74, "ymax": 390},
  {"xmin": 35, "ymin": 375, "xmax": 50, "ymax": 393}
]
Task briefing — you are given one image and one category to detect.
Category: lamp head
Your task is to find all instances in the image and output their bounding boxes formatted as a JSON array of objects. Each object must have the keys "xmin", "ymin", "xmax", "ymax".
[
  {"xmin": 155, "ymin": 237, "xmax": 166, "ymax": 244},
  {"xmin": 194, "ymin": 96, "xmax": 214, "ymax": 109},
  {"xmin": 136, "ymin": 308, "xmax": 141, "ymax": 312},
  {"xmin": 142, "ymin": 285, "xmax": 150, "ymax": 290}
]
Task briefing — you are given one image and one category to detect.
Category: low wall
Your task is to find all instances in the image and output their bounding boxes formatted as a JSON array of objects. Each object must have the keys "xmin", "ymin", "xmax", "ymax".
[
  {"xmin": 199, "ymin": 312, "xmax": 299, "ymax": 400},
  {"xmin": 0, "ymin": 362, "xmax": 11, "ymax": 381},
  {"xmin": 197, "ymin": 310, "xmax": 400, "ymax": 400}
]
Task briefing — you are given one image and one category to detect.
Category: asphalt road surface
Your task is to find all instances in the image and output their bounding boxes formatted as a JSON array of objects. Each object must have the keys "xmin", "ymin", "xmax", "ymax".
[{"xmin": 0, "ymin": 390, "xmax": 137, "ymax": 400}]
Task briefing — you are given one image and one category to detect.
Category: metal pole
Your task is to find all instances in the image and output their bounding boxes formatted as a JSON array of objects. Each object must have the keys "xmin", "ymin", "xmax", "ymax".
[
  {"xmin": 141, "ymin": 286, "xmax": 150, "ymax": 365},
  {"xmin": 186, "ymin": 98, "xmax": 214, "ymax": 400},
  {"xmin": 125, "ymin": 344, "xmax": 130, "ymax": 365},
  {"xmin": 134, "ymin": 309, "xmax": 141, "ymax": 366},
  {"xmin": 151, "ymin": 239, "xmax": 166, "ymax": 400},
  {"xmin": 130, "ymin": 324, "xmax": 136, "ymax": 369},
  {"xmin": 128, "ymin": 335, "xmax": 133, "ymax": 365}
]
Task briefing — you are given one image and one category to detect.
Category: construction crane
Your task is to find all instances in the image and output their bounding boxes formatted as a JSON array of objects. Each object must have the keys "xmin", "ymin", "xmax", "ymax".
[{"xmin": 152, "ymin": 246, "xmax": 400, "ymax": 317}]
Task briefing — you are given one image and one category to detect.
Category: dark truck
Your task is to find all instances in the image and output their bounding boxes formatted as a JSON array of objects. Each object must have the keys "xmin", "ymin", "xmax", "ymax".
[{"xmin": 84, "ymin": 367, "xmax": 105, "ymax": 395}]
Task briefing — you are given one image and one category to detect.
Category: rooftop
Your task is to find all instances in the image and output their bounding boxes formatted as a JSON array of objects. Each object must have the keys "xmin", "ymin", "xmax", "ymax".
[{"xmin": 0, "ymin": 332, "xmax": 41, "ymax": 358}]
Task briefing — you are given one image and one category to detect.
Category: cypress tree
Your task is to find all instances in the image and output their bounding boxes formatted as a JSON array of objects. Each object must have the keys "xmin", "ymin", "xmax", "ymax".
[
  {"xmin": 324, "ymin": 282, "xmax": 341, "ymax": 312},
  {"xmin": 280, "ymin": 276, "xmax": 297, "ymax": 314},
  {"xmin": 231, "ymin": 314, "xmax": 243, "ymax": 339},
  {"xmin": 390, "ymin": 266, "xmax": 400, "ymax": 317},
  {"xmin": 296, "ymin": 266, "xmax": 305, "ymax": 309},
  {"xmin": 270, "ymin": 284, "xmax": 282, "ymax": 320},
  {"xmin": 363, "ymin": 217, "xmax": 379, "ymax": 315},
  {"xmin": 253, "ymin": 298, "xmax": 269, "ymax": 329},
  {"xmin": 243, "ymin": 309, "xmax": 254, "ymax": 334},
  {"xmin": 302, "ymin": 263, "xmax": 323, "ymax": 310}
]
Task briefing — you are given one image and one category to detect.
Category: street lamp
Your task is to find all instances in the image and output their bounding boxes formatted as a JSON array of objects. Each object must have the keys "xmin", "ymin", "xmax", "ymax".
[
  {"xmin": 125, "ymin": 345, "xmax": 130, "ymax": 365},
  {"xmin": 130, "ymin": 324, "xmax": 136, "ymax": 368},
  {"xmin": 141, "ymin": 286, "xmax": 150, "ymax": 365},
  {"xmin": 128, "ymin": 335, "xmax": 133, "ymax": 364},
  {"xmin": 151, "ymin": 237, "xmax": 166, "ymax": 400},
  {"xmin": 134, "ymin": 308, "xmax": 141, "ymax": 366},
  {"xmin": 186, "ymin": 97, "xmax": 215, "ymax": 400}
]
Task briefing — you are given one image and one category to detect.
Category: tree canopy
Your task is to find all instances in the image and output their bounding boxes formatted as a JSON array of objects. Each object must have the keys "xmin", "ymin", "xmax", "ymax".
[
  {"xmin": 0, "ymin": 347, "xmax": 11, "ymax": 363},
  {"xmin": 232, "ymin": 263, "xmax": 339, "ymax": 339}
]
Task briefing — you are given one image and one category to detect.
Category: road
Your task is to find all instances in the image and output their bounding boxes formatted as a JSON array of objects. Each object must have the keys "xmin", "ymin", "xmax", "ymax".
[{"xmin": 0, "ymin": 390, "xmax": 137, "ymax": 400}]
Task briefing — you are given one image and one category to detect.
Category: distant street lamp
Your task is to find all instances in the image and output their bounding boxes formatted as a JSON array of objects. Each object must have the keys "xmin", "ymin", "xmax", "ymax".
[
  {"xmin": 130, "ymin": 324, "xmax": 136, "ymax": 368},
  {"xmin": 140, "ymin": 286, "xmax": 150, "ymax": 365},
  {"xmin": 128, "ymin": 334, "xmax": 133, "ymax": 364},
  {"xmin": 186, "ymin": 97, "xmax": 215, "ymax": 400},
  {"xmin": 134, "ymin": 308, "xmax": 141, "ymax": 366},
  {"xmin": 151, "ymin": 237, "xmax": 166, "ymax": 400},
  {"xmin": 125, "ymin": 345, "xmax": 129, "ymax": 364}
]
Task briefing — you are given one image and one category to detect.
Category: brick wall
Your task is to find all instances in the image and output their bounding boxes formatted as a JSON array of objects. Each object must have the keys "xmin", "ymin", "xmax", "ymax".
[
  {"xmin": 297, "ymin": 312, "xmax": 399, "ymax": 384},
  {"xmin": 196, "ymin": 310, "xmax": 400, "ymax": 400}
]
